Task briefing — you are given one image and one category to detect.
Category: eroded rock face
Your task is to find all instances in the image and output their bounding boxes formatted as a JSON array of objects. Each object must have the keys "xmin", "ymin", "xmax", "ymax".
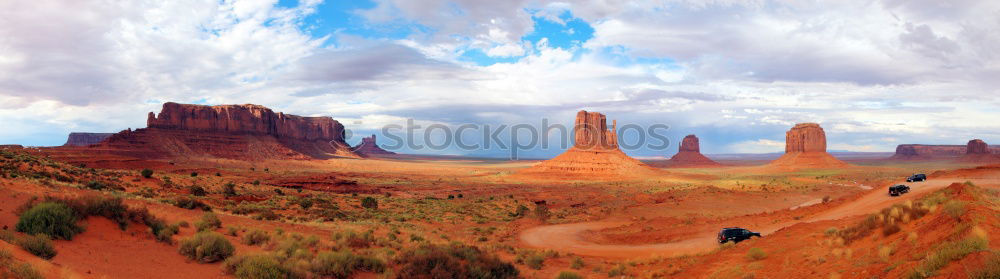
[
  {"xmin": 785, "ymin": 123, "xmax": 826, "ymax": 153},
  {"xmin": 97, "ymin": 102, "xmax": 358, "ymax": 160},
  {"xmin": 967, "ymin": 139, "xmax": 989, "ymax": 154},
  {"xmin": 574, "ymin": 110, "xmax": 618, "ymax": 151},
  {"xmin": 147, "ymin": 102, "xmax": 346, "ymax": 142},
  {"xmin": 892, "ymin": 144, "xmax": 1000, "ymax": 159},
  {"xmin": 770, "ymin": 123, "xmax": 847, "ymax": 168},
  {"xmin": 63, "ymin": 132, "xmax": 114, "ymax": 146},
  {"xmin": 665, "ymin": 135, "xmax": 719, "ymax": 167},
  {"xmin": 353, "ymin": 134, "xmax": 396, "ymax": 156}
]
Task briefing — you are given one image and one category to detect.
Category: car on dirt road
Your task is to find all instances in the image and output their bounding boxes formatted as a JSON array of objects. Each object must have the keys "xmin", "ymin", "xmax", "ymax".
[
  {"xmin": 718, "ymin": 227, "xmax": 761, "ymax": 244},
  {"xmin": 907, "ymin": 173, "xmax": 927, "ymax": 182},
  {"xmin": 889, "ymin": 184, "xmax": 910, "ymax": 196}
]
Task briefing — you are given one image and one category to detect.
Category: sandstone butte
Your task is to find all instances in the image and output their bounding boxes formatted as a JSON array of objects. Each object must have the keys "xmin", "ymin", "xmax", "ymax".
[
  {"xmin": 960, "ymin": 139, "xmax": 1000, "ymax": 163},
  {"xmin": 891, "ymin": 142, "xmax": 1000, "ymax": 160},
  {"xmin": 352, "ymin": 134, "xmax": 396, "ymax": 156},
  {"xmin": 93, "ymin": 102, "xmax": 359, "ymax": 160},
  {"xmin": 663, "ymin": 134, "xmax": 720, "ymax": 167},
  {"xmin": 516, "ymin": 110, "xmax": 657, "ymax": 179},
  {"xmin": 63, "ymin": 132, "xmax": 114, "ymax": 147},
  {"xmin": 768, "ymin": 123, "xmax": 848, "ymax": 169}
]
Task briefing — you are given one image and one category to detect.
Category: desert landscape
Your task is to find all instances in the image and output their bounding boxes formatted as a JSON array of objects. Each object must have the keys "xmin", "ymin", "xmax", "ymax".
[
  {"xmin": 0, "ymin": 102, "xmax": 997, "ymax": 279},
  {"xmin": 3, "ymin": 1, "xmax": 1000, "ymax": 278}
]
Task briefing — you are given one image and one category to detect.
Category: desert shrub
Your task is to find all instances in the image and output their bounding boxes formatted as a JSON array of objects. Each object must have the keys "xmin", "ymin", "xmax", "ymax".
[
  {"xmin": 85, "ymin": 180, "xmax": 107, "ymax": 190},
  {"xmin": 252, "ymin": 180, "xmax": 261, "ymax": 186},
  {"xmin": 969, "ymin": 252, "xmax": 1000, "ymax": 279},
  {"xmin": 525, "ymin": 253, "xmax": 545, "ymax": 270},
  {"xmin": 908, "ymin": 235, "xmax": 988, "ymax": 278},
  {"xmin": 225, "ymin": 254, "xmax": 292, "ymax": 279},
  {"xmin": 395, "ymin": 243, "xmax": 519, "ymax": 279},
  {"xmin": 570, "ymin": 256, "xmax": 584, "ymax": 269},
  {"xmin": 156, "ymin": 224, "xmax": 180, "ymax": 244},
  {"xmin": 607, "ymin": 263, "xmax": 627, "ymax": 277},
  {"xmin": 190, "ymin": 172, "xmax": 198, "ymax": 177},
  {"xmin": 942, "ymin": 200, "xmax": 966, "ymax": 221},
  {"xmin": 178, "ymin": 232, "xmax": 234, "ymax": 263},
  {"xmin": 310, "ymin": 250, "xmax": 385, "ymax": 278},
  {"xmin": 17, "ymin": 234, "xmax": 57, "ymax": 260},
  {"xmin": 223, "ymin": 183, "xmax": 237, "ymax": 197},
  {"xmin": 255, "ymin": 210, "xmax": 279, "ymax": 221},
  {"xmin": 195, "ymin": 212, "xmax": 222, "ymax": 232},
  {"xmin": 16, "ymin": 202, "xmax": 81, "ymax": 240},
  {"xmin": 824, "ymin": 227, "xmax": 838, "ymax": 236},
  {"xmin": 511, "ymin": 205, "xmax": 530, "ymax": 218},
  {"xmin": 361, "ymin": 197, "xmax": 378, "ymax": 209},
  {"xmin": 746, "ymin": 248, "xmax": 767, "ymax": 261},
  {"xmin": 332, "ymin": 230, "xmax": 374, "ymax": 248},
  {"xmin": 882, "ymin": 223, "xmax": 901, "ymax": 236},
  {"xmin": 297, "ymin": 198, "xmax": 314, "ymax": 210},
  {"xmin": 242, "ymin": 229, "xmax": 271, "ymax": 246},
  {"xmin": 173, "ymin": 196, "xmax": 211, "ymax": 211},
  {"xmin": 0, "ymin": 249, "xmax": 42, "ymax": 279},
  {"xmin": 556, "ymin": 271, "xmax": 583, "ymax": 279},
  {"xmin": 140, "ymin": 169, "xmax": 154, "ymax": 178},
  {"xmin": 230, "ymin": 203, "xmax": 269, "ymax": 215},
  {"xmin": 189, "ymin": 185, "xmax": 207, "ymax": 196}
]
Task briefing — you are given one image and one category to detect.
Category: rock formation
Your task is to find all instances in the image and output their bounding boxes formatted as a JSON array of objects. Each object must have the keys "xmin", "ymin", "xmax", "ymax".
[
  {"xmin": 95, "ymin": 102, "xmax": 359, "ymax": 160},
  {"xmin": 517, "ymin": 110, "xmax": 657, "ymax": 179},
  {"xmin": 960, "ymin": 139, "xmax": 1000, "ymax": 163},
  {"xmin": 891, "ymin": 143, "xmax": 1000, "ymax": 160},
  {"xmin": 768, "ymin": 123, "xmax": 847, "ymax": 169},
  {"xmin": 352, "ymin": 134, "xmax": 396, "ymax": 156},
  {"xmin": 662, "ymin": 135, "xmax": 720, "ymax": 167},
  {"xmin": 63, "ymin": 132, "xmax": 114, "ymax": 147}
]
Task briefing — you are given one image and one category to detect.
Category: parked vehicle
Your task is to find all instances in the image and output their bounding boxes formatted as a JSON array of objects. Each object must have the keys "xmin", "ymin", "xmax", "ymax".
[
  {"xmin": 907, "ymin": 173, "xmax": 927, "ymax": 182},
  {"xmin": 718, "ymin": 227, "xmax": 761, "ymax": 244},
  {"xmin": 889, "ymin": 184, "xmax": 910, "ymax": 196}
]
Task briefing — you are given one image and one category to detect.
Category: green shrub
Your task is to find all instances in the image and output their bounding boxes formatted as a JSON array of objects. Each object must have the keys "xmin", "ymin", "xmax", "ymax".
[
  {"xmin": 332, "ymin": 230, "xmax": 374, "ymax": 248},
  {"xmin": 361, "ymin": 197, "xmax": 378, "ymax": 209},
  {"xmin": 746, "ymin": 247, "xmax": 767, "ymax": 261},
  {"xmin": 607, "ymin": 263, "xmax": 627, "ymax": 277},
  {"xmin": 16, "ymin": 202, "xmax": 81, "ymax": 240},
  {"xmin": 85, "ymin": 180, "xmax": 107, "ymax": 190},
  {"xmin": 195, "ymin": 212, "xmax": 222, "ymax": 232},
  {"xmin": 189, "ymin": 185, "xmax": 207, "ymax": 196},
  {"xmin": 570, "ymin": 256, "xmax": 584, "ymax": 269},
  {"xmin": 225, "ymin": 254, "xmax": 291, "ymax": 279},
  {"xmin": 140, "ymin": 169, "xmax": 154, "ymax": 178},
  {"xmin": 223, "ymin": 183, "xmax": 237, "ymax": 197},
  {"xmin": 297, "ymin": 198, "xmax": 314, "ymax": 210},
  {"xmin": 310, "ymin": 250, "xmax": 385, "ymax": 278},
  {"xmin": 942, "ymin": 200, "xmax": 966, "ymax": 221},
  {"xmin": 908, "ymin": 236, "xmax": 987, "ymax": 278},
  {"xmin": 242, "ymin": 229, "xmax": 271, "ymax": 246},
  {"xmin": 0, "ymin": 251, "xmax": 43, "ymax": 279},
  {"xmin": 156, "ymin": 224, "xmax": 180, "ymax": 244},
  {"xmin": 178, "ymin": 232, "xmax": 234, "ymax": 263},
  {"xmin": 17, "ymin": 234, "xmax": 57, "ymax": 260},
  {"xmin": 525, "ymin": 253, "xmax": 545, "ymax": 270},
  {"xmin": 395, "ymin": 243, "xmax": 518, "ymax": 279},
  {"xmin": 556, "ymin": 271, "xmax": 583, "ymax": 279},
  {"xmin": 173, "ymin": 197, "xmax": 211, "ymax": 211}
]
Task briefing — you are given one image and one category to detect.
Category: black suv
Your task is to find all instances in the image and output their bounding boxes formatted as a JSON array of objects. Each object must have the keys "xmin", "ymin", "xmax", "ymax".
[
  {"xmin": 718, "ymin": 228, "xmax": 761, "ymax": 244},
  {"xmin": 907, "ymin": 173, "xmax": 927, "ymax": 182},
  {"xmin": 889, "ymin": 184, "xmax": 910, "ymax": 196}
]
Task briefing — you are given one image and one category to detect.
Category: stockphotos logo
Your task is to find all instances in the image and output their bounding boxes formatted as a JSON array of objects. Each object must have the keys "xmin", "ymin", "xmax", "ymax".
[{"xmin": 340, "ymin": 118, "xmax": 671, "ymax": 159}]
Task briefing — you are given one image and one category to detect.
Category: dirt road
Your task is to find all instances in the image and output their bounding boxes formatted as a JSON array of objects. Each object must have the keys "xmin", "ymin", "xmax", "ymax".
[{"xmin": 520, "ymin": 178, "xmax": 995, "ymax": 258}]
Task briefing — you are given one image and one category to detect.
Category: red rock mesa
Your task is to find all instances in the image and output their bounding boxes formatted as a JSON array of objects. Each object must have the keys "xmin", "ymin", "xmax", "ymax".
[
  {"xmin": 63, "ymin": 132, "xmax": 114, "ymax": 147},
  {"xmin": 960, "ymin": 139, "xmax": 1000, "ymax": 163},
  {"xmin": 664, "ymin": 135, "xmax": 720, "ymax": 167},
  {"xmin": 94, "ymin": 102, "xmax": 358, "ymax": 160},
  {"xmin": 352, "ymin": 134, "xmax": 396, "ymax": 156},
  {"xmin": 517, "ymin": 110, "xmax": 656, "ymax": 179},
  {"xmin": 769, "ymin": 123, "xmax": 847, "ymax": 168}
]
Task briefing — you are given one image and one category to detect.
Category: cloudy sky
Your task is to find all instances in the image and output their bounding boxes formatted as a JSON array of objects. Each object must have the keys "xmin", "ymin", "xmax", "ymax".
[{"xmin": 1, "ymin": 0, "xmax": 999, "ymax": 158}]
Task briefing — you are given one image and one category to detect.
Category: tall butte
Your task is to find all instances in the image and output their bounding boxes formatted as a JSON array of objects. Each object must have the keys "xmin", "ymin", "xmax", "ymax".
[
  {"xmin": 516, "ymin": 110, "xmax": 657, "ymax": 179},
  {"xmin": 94, "ymin": 102, "xmax": 359, "ymax": 160},
  {"xmin": 768, "ymin": 123, "xmax": 847, "ymax": 168},
  {"xmin": 960, "ymin": 139, "xmax": 1000, "ymax": 163},
  {"xmin": 352, "ymin": 134, "xmax": 396, "ymax": 156},
  {"xmin": 662, "ymin": 135, "xmax": 720, "ymax": 167}
]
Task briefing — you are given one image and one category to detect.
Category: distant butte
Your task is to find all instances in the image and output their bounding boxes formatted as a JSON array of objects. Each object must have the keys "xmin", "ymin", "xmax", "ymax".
[
  {"xmin": 92, "ymin": 102, "xmax": 359, "ymax": 160},
  {"xmin": 768, "ymin": 123, "xmax": 848, "ymax": 169},
  {"xmin": 352, "ymin": 134, "xmax": 396, "ymax": 156},
  {"xmin": 63, "ymin": 132, "xmax": 114, "ymax": 147},
  {"xmin": 516, "ymin": 110, "xmax": 657, "ymax": 179},
  {"xmin": 662, "ymin": 134, "xmax": 720, "ymax": 167},
  {"xmin": 960, "ymin": 139, "xmax": 1000, "ymax": 163}
]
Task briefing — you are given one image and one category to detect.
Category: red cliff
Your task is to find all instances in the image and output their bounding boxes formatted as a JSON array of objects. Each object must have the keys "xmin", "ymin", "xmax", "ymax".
[
  {"xmin": 967, "ymin": 139, "xmax": 989, "ymax": 154},
  {"xmin": 960, "ymin": 139, "xmax": 1000, "ymax": 163},
  {"xmin": 664, "ymin": 135, "xmax": 720, "ymax": 167},
  {"xmin": 97, "ymin": 102, "xmax": 358, "ymax": 160},
  {"xmin": 769, "ymin": 123, "xmax": 847, "ymax": 169},
  {"xmin": 574, "ymin": 110, "xmax": 618, "ymax": 151},
  {"xmin": 352, "ymin": 134, "xmax": 396, "ymax": 156}
]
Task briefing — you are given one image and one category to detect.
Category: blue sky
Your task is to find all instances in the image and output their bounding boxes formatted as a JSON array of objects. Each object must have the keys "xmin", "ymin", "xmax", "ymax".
[{"xmin": 1, "ymin": 0, "xmax": 999, "ymax": 158}]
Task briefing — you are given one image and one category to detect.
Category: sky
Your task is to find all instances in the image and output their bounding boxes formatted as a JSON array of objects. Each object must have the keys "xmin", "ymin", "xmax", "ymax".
[{"xmin": 1, "ymin": 0, "xmax": 999, "ymax": 158}]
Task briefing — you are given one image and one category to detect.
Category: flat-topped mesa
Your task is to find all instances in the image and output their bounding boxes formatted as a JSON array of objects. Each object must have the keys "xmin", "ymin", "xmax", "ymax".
[
  {"xmin": 769, "ymin": 123, "xmax": 847, "ymax": 169},
  {"xmin": 967, "ymin": 139, "xmax": 989, "ymax": 154},
  {"xmin": 63, "ymin": 132, "xmax": 114, "ymax": 146},
  {"xmin": 573, "ymin": 110, "xmax": 618, "ymax": 151},
  {"xmin": 353, "ymin": 134, "xmax": 396, "ymax": 156},
  {"xmin": 785, "ymin": 123, "xmax": 826, "ymax": 153},
  {"xmin": 665, "ymin": 134, "xmax": 720, "ymax": 167},
  {"xmin": 147, "ymin": 102, "xmax": 345, "ymax": 142},
  {"xmin": 96, "ymin": 102, "xmax": 358, "ymax": 160}
]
